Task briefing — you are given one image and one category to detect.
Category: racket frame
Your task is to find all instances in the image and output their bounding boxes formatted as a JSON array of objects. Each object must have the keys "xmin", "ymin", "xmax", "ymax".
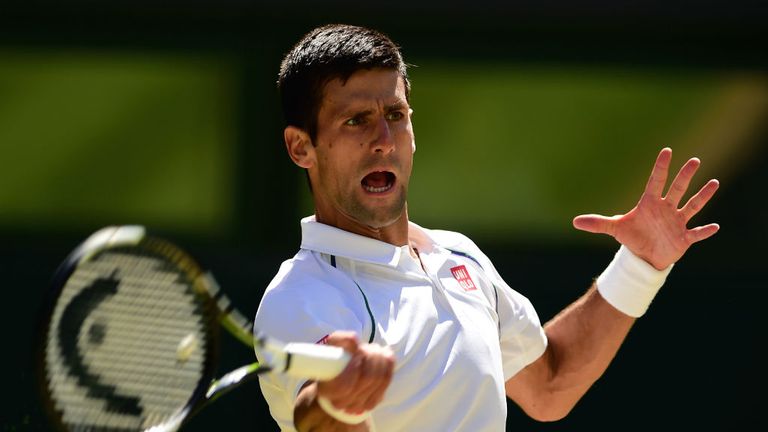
[
  {"xmin": 36, "ymin": 226, "xmax": 224, "ymax": 432},
  {"xmin": 36, "ymin": 225, "xmax": 351, "ymax": 432}
]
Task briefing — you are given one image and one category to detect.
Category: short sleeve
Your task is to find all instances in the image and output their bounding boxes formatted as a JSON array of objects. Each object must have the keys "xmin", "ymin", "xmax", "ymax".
[
  {"xmin": 253, "ymin": 256, "xmax": 367, "ymax": 431},
  {"xmin": 428, "ymin": 229, "xmax": 548, "ymax": 380},
  {"xmin": 493, "ymin": 275, "xmax": 548, "ymax": 379}
]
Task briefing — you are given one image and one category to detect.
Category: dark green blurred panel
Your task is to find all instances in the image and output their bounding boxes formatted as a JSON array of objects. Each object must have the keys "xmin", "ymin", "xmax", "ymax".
[
  {"xmin": 0, "ymin": 50, "xmax": 237, "ymax": 237},
  {"xmin": 405, "ymin": 61, "xmax": 752, "ymax": 243},
  {"xmin": 4, "ymin": 51, "xmax": 763, "ymax": 244},
  {"xmin": 0, "ymin": 9, "xmax": 765, "ymax": 430}
]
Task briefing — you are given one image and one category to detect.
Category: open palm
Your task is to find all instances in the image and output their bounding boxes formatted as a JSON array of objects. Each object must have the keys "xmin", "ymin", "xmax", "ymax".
[{"xmin": 573, "ymin": 148, "xmax": 720, "ymax": 270}]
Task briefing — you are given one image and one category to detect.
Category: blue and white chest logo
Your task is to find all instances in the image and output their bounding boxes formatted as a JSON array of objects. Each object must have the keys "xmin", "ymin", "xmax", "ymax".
[{"xmin": 450, "ymin": 265, "xmax": 477, "ymax": 291}]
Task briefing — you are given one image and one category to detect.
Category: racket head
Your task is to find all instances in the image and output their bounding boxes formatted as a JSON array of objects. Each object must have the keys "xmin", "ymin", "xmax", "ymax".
[{"xmin": 36, "ymin": 225, "xmax": 223, "ymax": 431}]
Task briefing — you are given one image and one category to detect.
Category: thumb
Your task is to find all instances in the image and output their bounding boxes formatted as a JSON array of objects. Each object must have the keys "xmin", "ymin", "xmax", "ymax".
[{"xmin": 572, "ymin": 214, "xmax": 617, "ymax": 236}]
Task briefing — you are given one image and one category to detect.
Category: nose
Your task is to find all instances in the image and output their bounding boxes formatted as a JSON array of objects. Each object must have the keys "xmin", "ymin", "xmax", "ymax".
[{"xmin": 371, "ymin": 115, "xmax": 395, "ymax": 154}]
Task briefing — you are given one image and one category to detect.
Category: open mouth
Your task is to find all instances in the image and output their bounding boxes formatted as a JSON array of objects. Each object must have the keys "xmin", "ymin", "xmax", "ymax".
[{"xmin": 361, "ymin": 171, "xmax": 396, "ymax": 193}]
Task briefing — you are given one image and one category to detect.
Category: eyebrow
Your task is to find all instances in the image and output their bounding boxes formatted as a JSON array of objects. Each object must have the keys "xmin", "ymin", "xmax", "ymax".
[
  {"xmin": 336, "ymin": 99, "xmax": 409, "ymax": 120},
  {"xmin": 385, "ymin": 101, "xmax": 408, "ymax": 112}
]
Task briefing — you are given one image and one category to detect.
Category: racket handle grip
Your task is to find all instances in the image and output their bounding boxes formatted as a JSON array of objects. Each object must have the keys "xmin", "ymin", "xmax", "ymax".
[{"xmin": 282, "ymin": 342, "xmax": 351, "ymax": 381}]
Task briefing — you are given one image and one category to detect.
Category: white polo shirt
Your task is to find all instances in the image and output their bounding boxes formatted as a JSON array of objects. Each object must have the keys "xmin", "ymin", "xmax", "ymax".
[{"xmin": 254, "ymin": 216, "xmax": 547, "ymax": 431}]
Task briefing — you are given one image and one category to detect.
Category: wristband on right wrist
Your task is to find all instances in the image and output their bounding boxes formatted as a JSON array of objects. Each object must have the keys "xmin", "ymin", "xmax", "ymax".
[
  {"xmin": 596, "ymin": 245, "xmax": 673, "ymax": 318},
  {"xmin": 317, "ymin": 395, "xmax": 370, "ymax": 425}
]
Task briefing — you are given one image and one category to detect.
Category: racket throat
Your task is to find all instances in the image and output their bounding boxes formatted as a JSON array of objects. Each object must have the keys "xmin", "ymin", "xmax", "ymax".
[{"xmin": 205, "ymin": 363, "xmax": 267, "ymax": 402}]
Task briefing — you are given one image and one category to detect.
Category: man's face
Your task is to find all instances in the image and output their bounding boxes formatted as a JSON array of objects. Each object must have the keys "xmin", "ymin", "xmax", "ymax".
[{"xmin": 309, "ymin": 67, "xmax": 414, "ymax": 229}]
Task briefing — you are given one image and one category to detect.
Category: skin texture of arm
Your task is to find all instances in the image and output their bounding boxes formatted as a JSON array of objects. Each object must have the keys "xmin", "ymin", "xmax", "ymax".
[
  {"xmin": 505, "ymin": 285, "xmax": 634, "ymax": 421},
  {"xmin": 506, "ymin": 148, "xmax": 719, "ymax": 421}
]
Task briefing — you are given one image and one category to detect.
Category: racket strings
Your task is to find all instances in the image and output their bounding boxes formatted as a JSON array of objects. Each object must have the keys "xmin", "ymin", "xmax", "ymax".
[{"xmin": 45, "ymin": 249, "xmax": 214, "ymax": 431}]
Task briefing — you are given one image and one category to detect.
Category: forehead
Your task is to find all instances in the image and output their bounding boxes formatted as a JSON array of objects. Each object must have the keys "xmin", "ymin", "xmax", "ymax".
[{"xmin": 319, "ymin": 68, "xmax": 408, "ymax": 114}]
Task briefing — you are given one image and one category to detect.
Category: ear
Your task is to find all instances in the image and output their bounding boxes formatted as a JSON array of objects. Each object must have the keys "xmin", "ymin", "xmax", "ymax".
[
  {"xmin": 409, "ymin": 109, "xmax": 416, "ymax": 154},
  {"xmin": 284, "ymin": 126, "xmax": 315, "ymax": 169}
]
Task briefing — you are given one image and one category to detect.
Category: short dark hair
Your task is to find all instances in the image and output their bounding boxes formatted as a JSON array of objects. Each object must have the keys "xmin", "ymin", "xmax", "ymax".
[{"xmin": 277, "ymin": 24, "xmax": 411, "ymax": 141}]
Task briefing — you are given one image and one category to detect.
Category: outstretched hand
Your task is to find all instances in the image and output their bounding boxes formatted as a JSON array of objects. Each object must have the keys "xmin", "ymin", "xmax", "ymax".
[{"xmin": 573, "ymin": 148, "xmax": 720, "ymax": 270}]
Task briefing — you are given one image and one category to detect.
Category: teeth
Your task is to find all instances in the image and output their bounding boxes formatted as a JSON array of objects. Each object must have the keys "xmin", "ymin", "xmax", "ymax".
[{"xmin": 363, "ymin": 183, "xmax": 392, "ymax": 193}]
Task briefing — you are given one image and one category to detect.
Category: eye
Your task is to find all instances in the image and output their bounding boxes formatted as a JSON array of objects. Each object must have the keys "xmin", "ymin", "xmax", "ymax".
[
  {"xmin": 386, "ymin": 111, "xmax": 405, "ymax": 121},
  {"xmin": 344, "ymin": 115, "xmax": 365, "ymax": 126}
]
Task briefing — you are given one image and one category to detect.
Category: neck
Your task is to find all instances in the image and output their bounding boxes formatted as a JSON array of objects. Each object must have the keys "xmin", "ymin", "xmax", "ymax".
[{"xmin": 315, "ymin": 207, "xmax": 411, "ymax": 248}]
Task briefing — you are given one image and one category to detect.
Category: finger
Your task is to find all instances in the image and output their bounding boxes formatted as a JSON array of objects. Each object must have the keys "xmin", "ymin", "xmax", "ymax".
[
  {"xmin": 318, "ymin": 353, "xmax": 364, "ymax": 400},
  {"xmin": 363, "ymin": 348, "xmax": 394, "ymax": 411},
  {"xmin": 685, "ymin": 223, "xmax": 720, "ymax": 244},
  {"xmin": 680, "ymin": 179, "xmax": 720, "ymax": 221},
  {"xmin": 573, "ymin": 214, "xmax": 619, "ymax": 237},
  {"xmin": 325, "ymin": 331, "xmax": 360, "ymax": 354},
  {"xmin": 356, "ymin": 377, "xmax": 391, "ymax": 413},
  {"xmin": 344, "ymin": 370, "xmax": 389, "ymax": 414},
  {"xmin": 346, "ymin": 346, "xmax": 394, "ymax": 413},
  {"xmin": 644, "ymin": 147, "xmax": 673, "ymax": 197},
  {"xmin": 320, "ymin": 344, "xmax": 394, "ymax": 412},
  {"xmin": 664, "ymin": 157, "xmax": 701, "ymax": 207}
]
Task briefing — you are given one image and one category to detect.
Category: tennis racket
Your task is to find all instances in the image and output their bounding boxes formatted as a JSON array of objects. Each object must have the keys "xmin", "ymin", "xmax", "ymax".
[{"xmin": 37, "ymin": 225, "xmax": 350, "ymax": 432}]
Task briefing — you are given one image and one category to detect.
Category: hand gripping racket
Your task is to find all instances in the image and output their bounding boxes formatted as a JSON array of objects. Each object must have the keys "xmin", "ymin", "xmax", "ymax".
[{"xmin": 37, "ymin": 225, "xmax": 350, "ymax": 431}]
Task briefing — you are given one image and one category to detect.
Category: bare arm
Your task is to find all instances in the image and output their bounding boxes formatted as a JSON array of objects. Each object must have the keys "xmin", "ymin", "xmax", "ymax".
[
  {"xmin": 506, "ymin": 285, "xmax": 634, "ymax": 421},
  {"xmin": 506, "ymin": 148, "xmax": 719, "ymax": 421},
  {"xmin": 294, "ymin": 332, "xmax": 394, "ymax": 432}
]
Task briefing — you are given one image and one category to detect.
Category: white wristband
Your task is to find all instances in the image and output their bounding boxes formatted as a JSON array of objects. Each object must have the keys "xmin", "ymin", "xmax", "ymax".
[
  {"xmin": 317, "ymin": 396, "xmax": 371, "ymax": 425},
  {"xmin": 596, "ymin": 245, "xmax": 673, "ymax": 318}
]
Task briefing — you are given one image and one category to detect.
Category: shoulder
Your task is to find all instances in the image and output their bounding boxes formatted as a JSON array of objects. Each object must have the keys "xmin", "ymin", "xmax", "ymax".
[
  {"xmin": 259, "ymin": 249, "xmax": 341, "ymax": 307},
  {"xmin": 410, "ymin": 220, "xmax": 478, "ymax": 249},
  {"xmin": 255, "ymin": 249, "xmax": 367, "ymax": 343},
  {"xmin": 428, "ymin": 228, "xmax": 477, "ymax": 250},
  {"xmin": 416, "ymin": 224, "xmax": 503, "ymax": 283},
  {"xmin": 420, "ymin": 226, "xmax": 487, "ymax": 260}
]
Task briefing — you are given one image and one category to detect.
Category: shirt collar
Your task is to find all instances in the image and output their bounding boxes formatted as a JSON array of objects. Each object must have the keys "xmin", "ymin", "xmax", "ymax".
[{"xmin": 299, "ymin": 215, "xmax": 437, "ymax": 268}]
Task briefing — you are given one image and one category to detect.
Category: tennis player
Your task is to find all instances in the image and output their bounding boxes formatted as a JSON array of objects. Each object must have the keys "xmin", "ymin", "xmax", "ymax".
[{"xmin": 253, "ymin": 24, "xmax": 720, "ymax": 431}]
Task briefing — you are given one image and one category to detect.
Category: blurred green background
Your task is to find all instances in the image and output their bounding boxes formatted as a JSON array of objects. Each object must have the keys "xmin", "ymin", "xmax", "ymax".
[{"xmin": 2, "ymin": 1, "xmax": 766, "ymax": 430}]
